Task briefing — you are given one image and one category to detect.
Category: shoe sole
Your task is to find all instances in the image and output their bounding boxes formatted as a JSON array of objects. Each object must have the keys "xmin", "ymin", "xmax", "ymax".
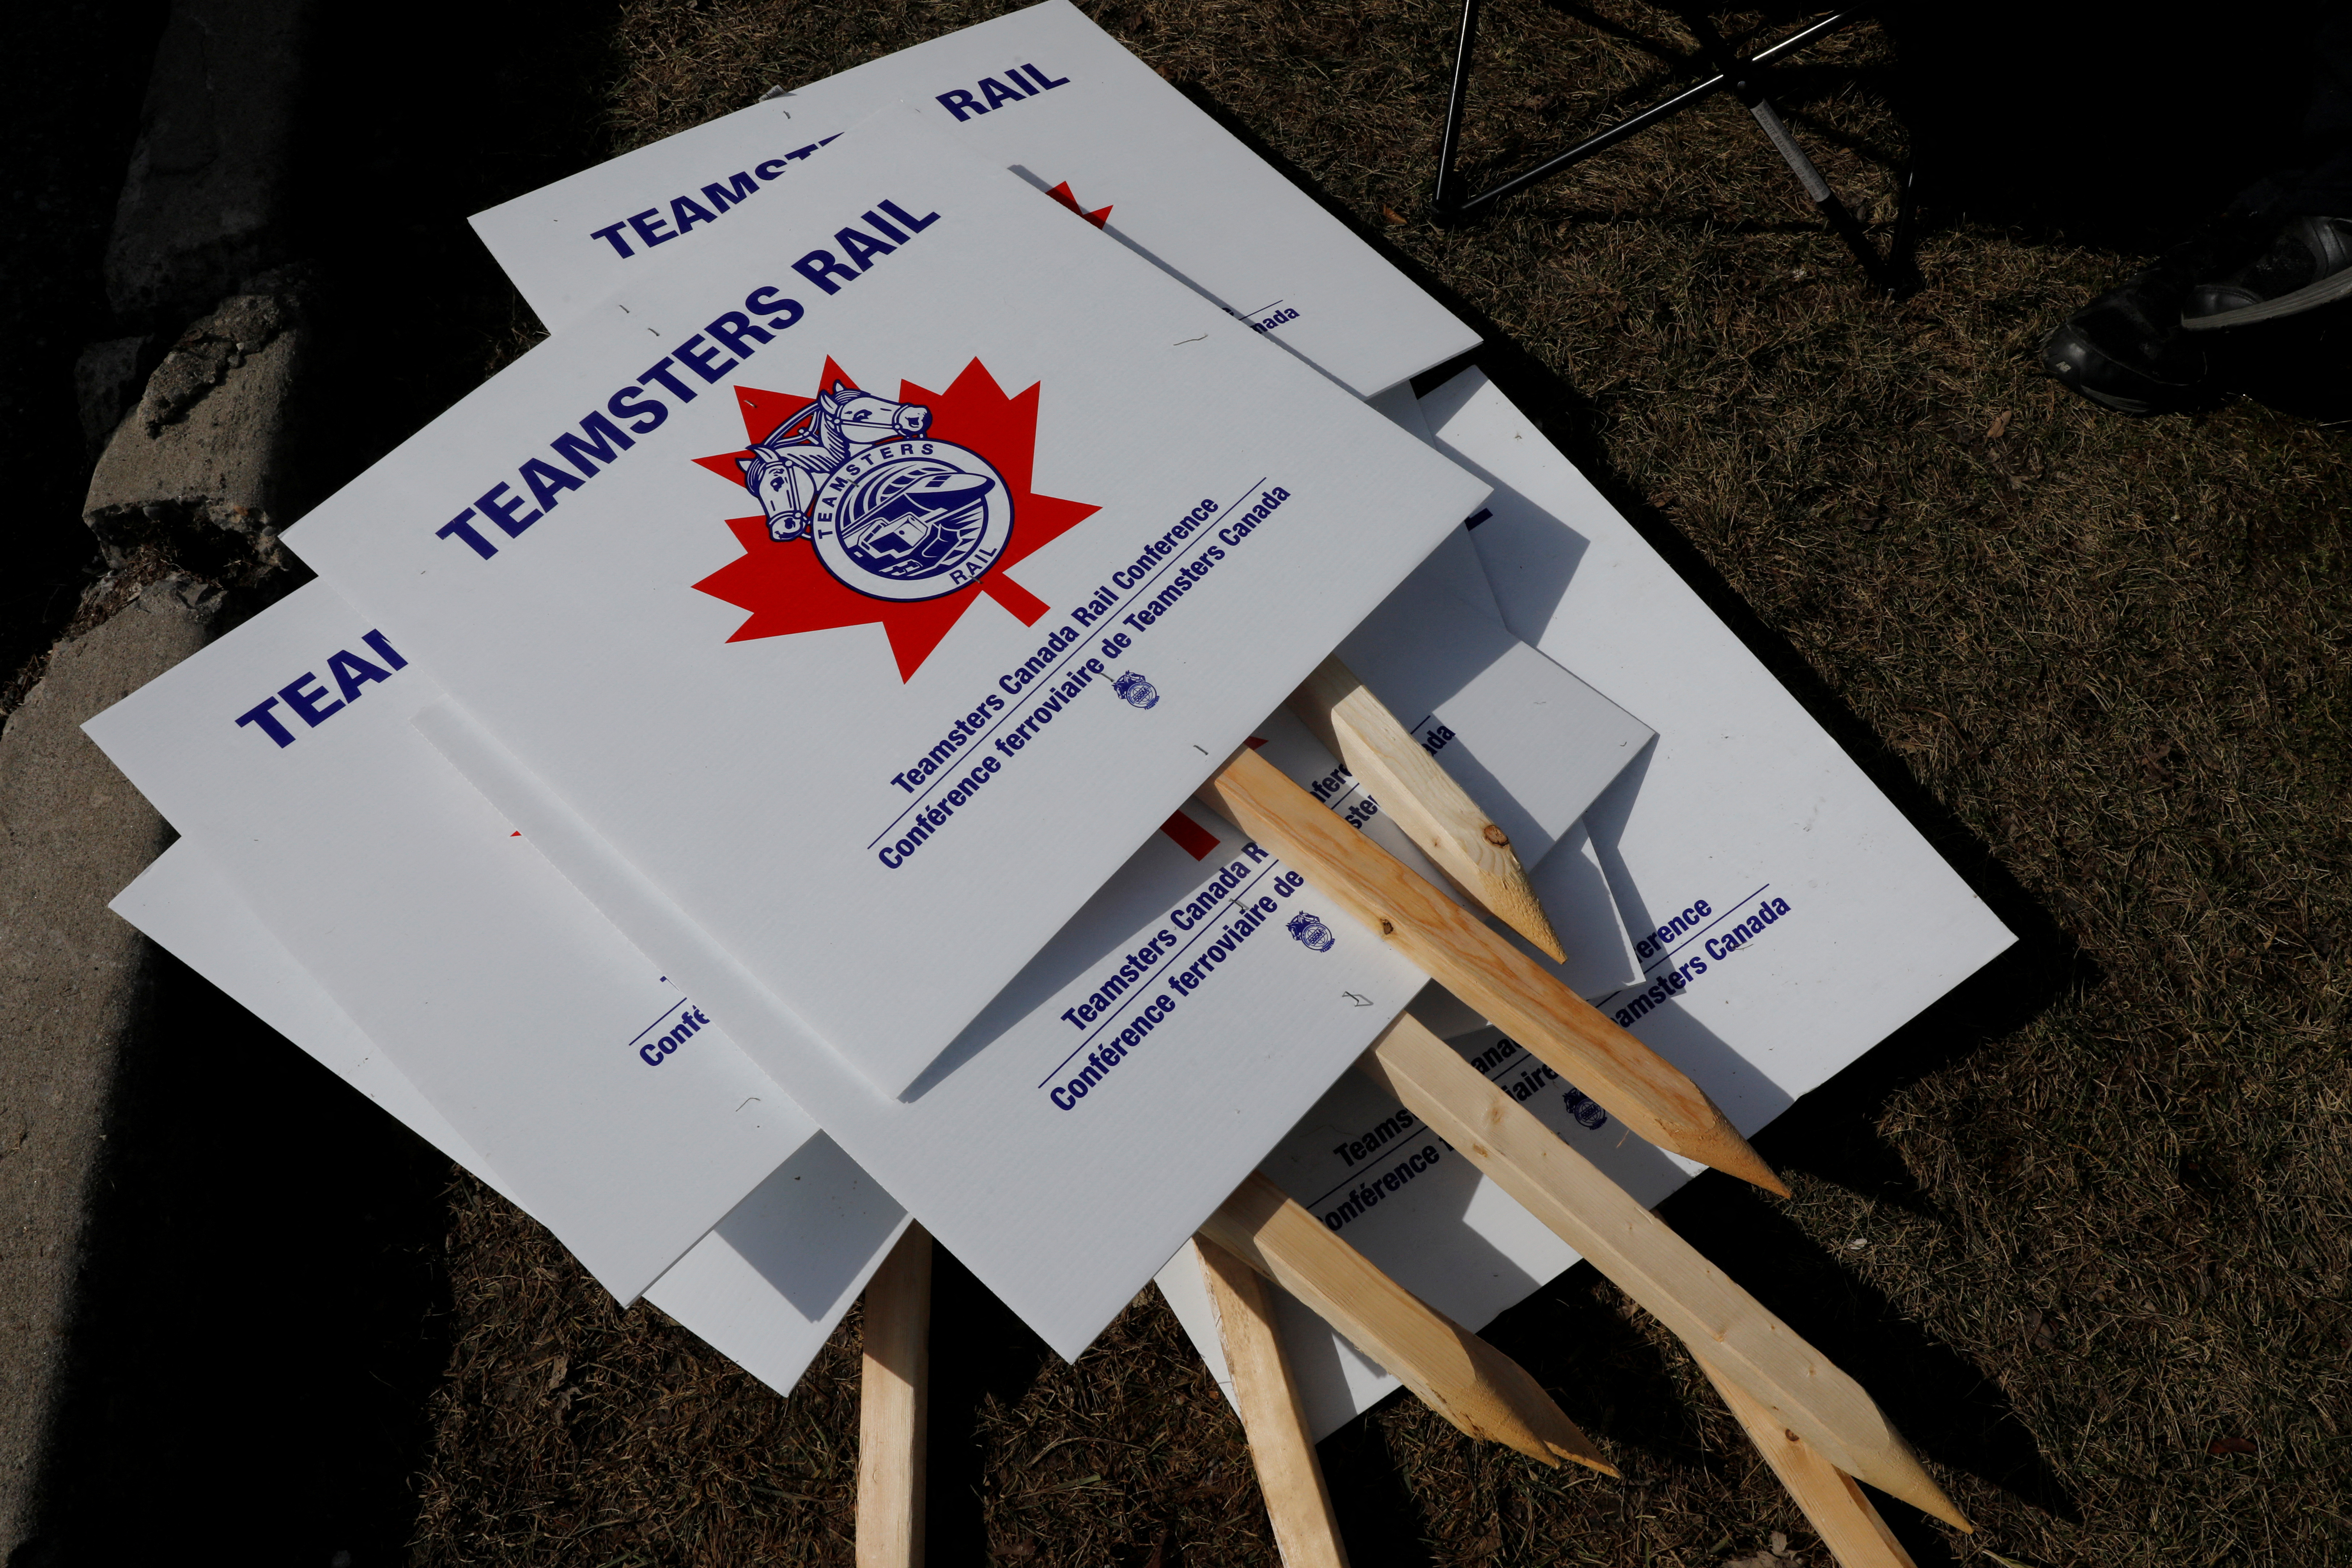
[{"xmin": 2182, "ymin": 266, "xmax": 2352, "ymax": 330}]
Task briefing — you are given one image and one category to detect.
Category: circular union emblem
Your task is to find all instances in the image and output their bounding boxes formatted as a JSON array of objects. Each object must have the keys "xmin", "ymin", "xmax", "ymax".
[
  {"xmin": 1287, "ymin": 912, "xmax": 1335, "ymax": 953},
  {"xmin": 809, "ymin": 439, "xmax": 1013, "ymax": 602}
]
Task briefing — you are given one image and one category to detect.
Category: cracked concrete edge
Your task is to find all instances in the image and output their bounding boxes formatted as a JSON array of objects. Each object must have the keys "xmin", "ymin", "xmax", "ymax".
[{"xmin": 84, "ymin": 286, "xmax": 309, "ymax": 577}]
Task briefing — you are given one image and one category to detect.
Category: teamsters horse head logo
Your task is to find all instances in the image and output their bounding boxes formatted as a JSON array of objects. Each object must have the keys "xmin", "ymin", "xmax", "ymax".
[
  {"xmin": 692, "ymin": 357, "xmax": 1099, "ymax": 681},
  {"xmin": 737, "ymin": 382, "xmax": 934, "ymax": 544}
]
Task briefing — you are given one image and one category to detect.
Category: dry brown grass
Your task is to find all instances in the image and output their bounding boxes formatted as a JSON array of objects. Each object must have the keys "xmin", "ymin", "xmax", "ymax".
[{"xmin": 400, "ymin": 4, "xmax": 2352, "ymax": 1565}]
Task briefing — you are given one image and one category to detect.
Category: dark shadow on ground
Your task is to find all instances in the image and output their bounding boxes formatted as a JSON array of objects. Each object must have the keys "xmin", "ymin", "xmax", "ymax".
[
  {"xmin": 1469, "ymin": 0, "xmax": 2323, "ymax": 256},
  {"xmin": 1318, "ymin": 1417, "xmax": 1442, "ymax": 1568},
  {"xmin": 285, "ymin": 0, "xmax": 629, "ymax": 510},
  {"xmin": 12, "ymin": 1, "xmax": 629, "ymax": 1562},
  {"xmin": 927, "ymin": 1244, "xmax": 1056, "ymax": 1561},
  {"xmin": 1444, "ymin": 0, "xmax": 2347, "ymax": 253},
  {"xmin": 1654, "ymin": 1164, "xmax": 2081, "ymax": 1528},
  {"xmin": 13, "ymin": 951, "xmax": 457, "ymax": 1568},
  {"xmin": 0, "ymin": 0, "xmax": 173, "ymax": 708},
  {"xmin": 1883, "ymin": 0, "xmax": 2323, "ymax": 254}
]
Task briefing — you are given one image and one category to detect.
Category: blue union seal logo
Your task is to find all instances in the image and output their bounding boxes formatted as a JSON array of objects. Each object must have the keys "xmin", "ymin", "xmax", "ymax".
[
  {"xmin": 695, "ymin": 360, "xmax": 1104, "ymax": 683},
  {"xmin": 1112, "ymin": 671, "xmax": 1159, "ymax": 709},
  {"xmin": 1287, "ymin": 912, "xmax": 1335, "ymax": 952},
  {"xmin": 739, "ymin": 380, "xmax": 1013, "ymax": 603},
  {"xmin": 813, "ymin": 441, "xmax": 1011, "ymax": 602}
]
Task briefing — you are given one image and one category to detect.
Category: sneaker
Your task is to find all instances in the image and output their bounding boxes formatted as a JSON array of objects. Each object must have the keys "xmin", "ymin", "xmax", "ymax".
[
  {"xmin": 2042, "ymin": 255, "xmax": 2211, "ymax": 414},
  {"xmin": 2182, "ymin": 215, "xmax": 2352, "ymax": 330}
]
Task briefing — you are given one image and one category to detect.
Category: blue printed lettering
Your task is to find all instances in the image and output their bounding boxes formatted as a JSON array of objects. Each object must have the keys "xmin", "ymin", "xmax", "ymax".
[
  {"xmin": 326, "ymin": 648, "xmax": 393, "ymax": 702},
  {"xmin": 234, "ymin": 698, "xmax": 295, "ymax": 748},
  {"xmin": 278, "ymin": 673, "xmax": 342, "ymax": 728}
]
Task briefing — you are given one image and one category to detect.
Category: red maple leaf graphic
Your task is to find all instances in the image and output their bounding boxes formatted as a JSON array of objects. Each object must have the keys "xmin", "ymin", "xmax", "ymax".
[
  {"xmin": 1045, "ymin": 180, "xmax": 1113, "ymax": 229},
  {"xmin": 690, "ymin": 358, "xmax": 1101, "ymax": 681}
]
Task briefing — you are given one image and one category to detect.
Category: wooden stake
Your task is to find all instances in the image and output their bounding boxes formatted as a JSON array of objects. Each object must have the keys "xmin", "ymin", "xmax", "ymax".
[
  {"xmin": 1695, "ymin": 1355, "xmax": 1922, "ymax": 1568},
  {"xmin": 1285, "ymin": 654, "xmax": 1567, "ymax": 961},
  {"xmin": 1199, "ymin": 745, "xmax": 1786, "ymax": 1196},
  {"xmin": 857, "ymin": 1223, "xmax": 932, "ymax": 1568},
  {"xmin": 1201, "ymin": 1171, "xmax": 1615, "ymax": 1475},
  {"xmin": 1188, "ymin": 1238, "xmax": 1354, "ymax": 1568},
  {"xmin": 1353, "ymin": 1014, "xmax": 1967, "ymax": 1531}
]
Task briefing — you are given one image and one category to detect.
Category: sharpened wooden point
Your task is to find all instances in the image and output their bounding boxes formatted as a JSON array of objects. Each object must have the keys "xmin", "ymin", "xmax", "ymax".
[
  {"xmin": 1200, "ymin": 744, "xmax": 1787, "ymax": 1196},
  {"xmin": 1201, "ymin": 1172, "xmax": 1616, "ymax": 1476},
  {"xmin": 1696, "ymin": 1355, "xmax": 1934, "ymax": 1567},
  {"xmin": 1187, "ymin": 1239, "xmax": 1354, "ymax": 1568},
  {"xmin": 1353, "ymin": 1014, "xmax": 1966, "ymax": 1530},
  {"xmin": 1285, "ymin": 654, "xmax": 1570, "ymax": 962},
  {"xmin": 858, "ymin": 1223, "xmax": 932, "ymax": 1568}
]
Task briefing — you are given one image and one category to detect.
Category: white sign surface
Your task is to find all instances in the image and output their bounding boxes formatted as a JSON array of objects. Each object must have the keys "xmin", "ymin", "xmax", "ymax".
[
  {"xmin": 415, "ymin": 578, "xmax": 1648, "ymax": 1356},
  {"xmin": 1160, "ymin": 375, "xmax": 2016, "ymax": 1436},
  {"xmin": 1244, "ymin": 707, "xmax": 1641, "ymax": 1003},
  {"xmin": 1337, "ymin": 578, "xmax": 1650, "ymax": 870},
  {"xmin": 1364, "ymin": 384, "xmax": 1505, "ymax": 624},
  {"xmin": 422, "ymin": 691, "xmax": 1429, "ymax": 1357},
  {"xmin": 90, "ymin": 577, "xmax": 1638, "ymax": 1374},
  {"xmin": 470, "ymin": 1, "xmax": 1475, "ymax": 398},
  {"xmin": 1441, "ymin": 370, "xmax": 2015, "ymax": 1115},
  {"xmin": 110, "ymin": 841, "xmax": 909, "ymax": 1401},
  {"xmin": 290, "ymin": 107, "xmax": 1489, "ymax": 1097},
  {"xmin": 83, "ymin": 582, "xmax": 816, "ymax": 1302},
  {"xmin": 97, "ymin": 572, "xmax": 1644, "ymax": 1385}
]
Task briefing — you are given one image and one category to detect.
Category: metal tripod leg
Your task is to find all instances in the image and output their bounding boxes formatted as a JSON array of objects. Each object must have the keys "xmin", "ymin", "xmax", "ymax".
[
  {"xmin": 1429, "ymin": 5, "xmax": 1918, "ymax": 298},
  {"xmin": 1682, "ymin": 12, "xmax": 1912, "ymax": 296}
]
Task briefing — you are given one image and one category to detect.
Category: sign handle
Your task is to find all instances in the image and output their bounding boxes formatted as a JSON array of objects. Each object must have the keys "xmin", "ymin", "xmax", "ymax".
[
  {"xmin": 1285, "ymin": 653, "xmax": 1566, "ymax": 961},
  {"xmin": 1695, "ymin": 1355, "xmax": 1924, "ymax": 1568},
  {"xmin": 1198, "ymin": 745, "xmax": 1786, "ymax": 1195},
  {"xmin": 1188, "ymin": 1238, "xmax": 1355, "ymax": 1568},
  {"xmin": 1355, "ymin": 1014, "xmax": 1967, "ymax": 1530},
  {"xmin": 1201, "ymin": 1171, "xmax": 1614, "ymax": 1474},
  {"xmin": 857, "ymin": 1223, "xmax": 932, "ymax": 1568}
]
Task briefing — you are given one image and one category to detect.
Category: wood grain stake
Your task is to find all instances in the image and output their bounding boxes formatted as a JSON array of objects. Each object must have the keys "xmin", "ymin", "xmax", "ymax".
[
  {"xmin": 1201, "ymin": 1171, "xmax": 1615, "ymax": 1474},
  {"xmin": 1188, "ymin": 1238, "xmax": 1354, "ymax": 1568},
  {"xmin": 1696, "ymin": 1355, "xmax": 1923, "ymax": 1568},
  {"xmin": 1199, "ymin": 745, "xmax": 1786, "ymax": 1195},
  {"xmin": 857, "ymin": 1223, "xmax": 932, "ymax": 1568},
  {"xmin": 1354, "ymin": 1014, "xmax": 1967, "ymax": 1530},
  {"xmin": 1285, "ymin": 654, "xmax": 1568, "ymax": 961}
]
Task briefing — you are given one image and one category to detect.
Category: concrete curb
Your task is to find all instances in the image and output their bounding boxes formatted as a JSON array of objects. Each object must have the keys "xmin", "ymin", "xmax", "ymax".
[
  {"xmin": 0, "ymin": 582, "xmax": 223, "ymax": 1551},
  {"xmin": 0, "ymin": 0, "xmax": 310, "ymax": 1553}
]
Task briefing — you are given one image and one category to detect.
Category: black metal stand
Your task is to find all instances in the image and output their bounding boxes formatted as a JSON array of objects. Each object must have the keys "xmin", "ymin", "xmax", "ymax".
[{"xmin": 1430, "ymin": 5, "xmax": 1918, "ymax": 297}]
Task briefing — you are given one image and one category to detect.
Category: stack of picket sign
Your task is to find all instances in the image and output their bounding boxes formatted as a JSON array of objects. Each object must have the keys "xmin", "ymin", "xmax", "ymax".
[{"xmin": 84, "ymin": 6, "xmax": 2016, "ymax": 1564}]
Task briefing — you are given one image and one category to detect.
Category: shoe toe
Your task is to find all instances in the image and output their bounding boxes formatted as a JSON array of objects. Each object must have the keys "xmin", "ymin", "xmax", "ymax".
[
  {"xmin": 2041, "ymin": 319, "xmax": 2203, "ymax": 414},
  {"xmin": 2042, "ymin": 324, "xmax": 2146, "ymax": 412}
]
